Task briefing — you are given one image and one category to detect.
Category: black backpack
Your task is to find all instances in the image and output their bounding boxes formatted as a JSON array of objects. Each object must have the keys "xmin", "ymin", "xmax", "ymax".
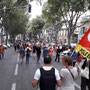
[
  {"xmin": 26, "ymin": 48, "xmax": 30, "ymax": 54},
  {"xmin": 39, "ymin": 67, "xmax": 56, "ymax": 90}
]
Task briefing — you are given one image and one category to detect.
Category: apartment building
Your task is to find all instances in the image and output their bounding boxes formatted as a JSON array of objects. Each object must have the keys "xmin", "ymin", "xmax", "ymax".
[{"xmin": 78, "ymin": 15, "xmax": 90, "ymax": 42}]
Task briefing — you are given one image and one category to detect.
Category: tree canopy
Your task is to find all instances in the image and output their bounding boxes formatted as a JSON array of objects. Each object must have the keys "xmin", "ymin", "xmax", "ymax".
[
  {"xmin": 28, "ymin": 16, "xmax": 45, "ymax": 40},
  {"xmin": 0, "ymin": 0, "xmax": 28, "ymax": 44},
  {"xmin": 42, "ymin": 0, "xmax": 90, "ymax": 45}
]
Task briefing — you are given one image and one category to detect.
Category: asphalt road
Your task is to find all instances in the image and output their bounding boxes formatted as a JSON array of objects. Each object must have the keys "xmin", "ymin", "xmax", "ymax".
[{"xmin": 0, "ymin": 47, "xmax": 82, "ymax": 90}]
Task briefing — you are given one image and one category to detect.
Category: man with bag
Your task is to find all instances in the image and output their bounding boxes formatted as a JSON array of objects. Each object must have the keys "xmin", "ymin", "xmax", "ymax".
[
  {"xmin": 25, "ymin": 45, "xmax": 31, "ymax": 63},
  {"xmin": 32, "ymin": 55, "xmax": 61, "ymax": 90}
]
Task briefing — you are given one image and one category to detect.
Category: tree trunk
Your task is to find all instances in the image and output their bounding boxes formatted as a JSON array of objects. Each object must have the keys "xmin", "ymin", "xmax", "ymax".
[
  {"xmin": 23, "ymin": 34, "xmax": 25, "ymax": 41},
  {"xmin": 5, "ymin": 31, "xmax": 8, "ymax": 45},
  {"xmin": 55, "ymin": 30, "xmax": 58, "ymax": 44},
  {"xmin": 67, "ymin": 29, "xmax": 71, "ymax": 47},
  {"xmin": 11, "ymin": 35, "xmax": 16, "ymax": 44},
  {"xmin": 1, "ymin": 28, "xmax": 3, "ymax": 44}
]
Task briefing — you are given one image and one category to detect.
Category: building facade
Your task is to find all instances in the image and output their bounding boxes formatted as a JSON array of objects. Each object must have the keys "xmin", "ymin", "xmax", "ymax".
[{"xmin": 78, "ymin": 15, "xmax": 90, "ymax": 42}]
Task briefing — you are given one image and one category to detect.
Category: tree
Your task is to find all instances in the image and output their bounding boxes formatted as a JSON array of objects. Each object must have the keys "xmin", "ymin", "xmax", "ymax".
[
  {"xmin": 28, "ymin": 16, "xmax": 45, "ymax": 41},
  {"xmin": 0, "ymin": 0, "xmax": 28, "ymax": 44},
  {"xmin": 42, "ymin": 0, "xmax": 90, "ymax": 46},
  {"xmin": 42, "ymin": 2, "xmax": 63, "ymax": 44},
  {"xmin": 8, "ymin": 9, "xmax": 28, "ymax": 42}
]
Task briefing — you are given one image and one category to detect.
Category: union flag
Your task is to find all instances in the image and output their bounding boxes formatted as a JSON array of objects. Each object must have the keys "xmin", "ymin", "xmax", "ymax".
[{"xmin": 75, "ymin": 28, "xmax": 90, "ymax": 60}]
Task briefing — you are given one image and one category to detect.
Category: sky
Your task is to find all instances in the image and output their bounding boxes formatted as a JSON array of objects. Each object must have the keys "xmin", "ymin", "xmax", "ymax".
[
  {"xmin": 30, "ymin": 0, "xmax": 47, "ymax": 20},
  {"xmin": 29, "ymin": 0, "xmax": 90, "ymax": 20}
]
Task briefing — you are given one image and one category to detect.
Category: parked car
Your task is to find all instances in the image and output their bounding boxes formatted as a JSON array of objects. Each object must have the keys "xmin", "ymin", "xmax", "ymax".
[
  {"xmin": 70, "ymin": 43, "xmax": 77, "ymax": 47},
  {"xmin": 61, "ymin": 43, "xmax": 77, "ymax": 57},
  {"xmin": 62, "ymin": 49, "xmax": 70, "ymax": 57},
  {"xmin": 3, "ymin": 44, "xmax": 7, "ymax": 49},
  {"xmin": 62, "ymin": 44, "xmax": 69, "ymax": 51},
  {"xmin": 7, "ymin": 44, "xmax": 11, "ymax": 48},
  {"xmin": 0, "ymin": 44, "xmax": 8, "ymax": 49}
]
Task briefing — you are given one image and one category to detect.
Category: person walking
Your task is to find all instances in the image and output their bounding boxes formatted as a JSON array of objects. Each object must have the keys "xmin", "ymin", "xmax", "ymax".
[
  {"xmin": 0, "ymin": 45, "xmax": 2, "ymax": 59},
  {"xmin": 14, "ymin": 43, "xmax": 17, "ymax": 51},
  {"xmin": 43, "ymin": 46, "xmax": 49, "ymax": 57},
  {"xmin": 36, "ymin": 44, "xmax": 41, "ymax": 62},
  {"xmin": 32, "ymin": 56, "xmax": 61, "ymax": 90},
  {"xmin": 60, "ymin": 56, "xmax": 78, "ymax": 90},
  {"xmin": 0, "ymin": 45, "xmax": 5, "ymax": 59},
  {"xmin": 68, "ymin": 47, "xmax": 78, "ymax": 66},
  {"xmin": 32, "ymin": 43, "xmax": 36, "ymax": 57},
  {"xmin": 49, "ymin": 47, "xmax": 53, "ymax": 57},
  {"xmin": 55, "ymin": 46, "xmax": 62, "ymax": 62},
  {"xmin": 77, "ymin": 59, "xmax": 90, "ymax": 90},
  {"xmin": 19, "ymin": 46, "xmax": 25, "ymax": 63},
  {"xmin": 17, "ymin": 43, "xmax": 20, "ymax": 51},
  {"xmin": 25, "ymin": 45, "xmax": 31, "ymax": 63}
]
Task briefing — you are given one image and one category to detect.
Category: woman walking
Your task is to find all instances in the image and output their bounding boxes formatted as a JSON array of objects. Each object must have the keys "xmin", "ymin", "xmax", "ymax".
[{"xmin": 60, "ymin": 56, "xmax": 78, "ymax": 90}]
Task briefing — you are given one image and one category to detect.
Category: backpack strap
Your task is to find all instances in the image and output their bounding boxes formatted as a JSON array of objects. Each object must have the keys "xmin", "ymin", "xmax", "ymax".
[{"xmin": 40, "ymin": 67, "xmax": 55, "ymax": 73}]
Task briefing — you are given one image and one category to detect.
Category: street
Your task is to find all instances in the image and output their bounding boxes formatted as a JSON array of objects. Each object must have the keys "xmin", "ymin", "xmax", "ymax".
[{"xmin": 0, "ymin": 47, "xmax": 81, "ymax": 90}]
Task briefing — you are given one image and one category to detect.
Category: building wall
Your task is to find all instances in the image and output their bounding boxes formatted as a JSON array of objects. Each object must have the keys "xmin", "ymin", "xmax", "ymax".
[
  {"xmin": 58, "ymin": 15, "xmax": 90, "ymax": 44},
  {"xmin": 78, "ymin": 18, "xmax": 90, "ymax": 42},
  {"xmin": 58, "ymin": 29, "xmax": 68, "ymax": 44}
]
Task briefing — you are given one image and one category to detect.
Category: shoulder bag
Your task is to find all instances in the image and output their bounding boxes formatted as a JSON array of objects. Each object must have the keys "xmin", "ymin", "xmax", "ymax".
[{"xmin": 66, "ymin": 67, "xmax": 74, "ymax": 80}]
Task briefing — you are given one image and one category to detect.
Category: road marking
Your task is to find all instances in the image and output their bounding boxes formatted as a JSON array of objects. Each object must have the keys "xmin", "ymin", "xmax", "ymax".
[
  {"xmin": 11, "ymin": 83, "xmax": 16, "ymax": 90},
  {"xmin": 14, "ymin": 64, "xmax": 18, "ymax": 75},
  {"xmin": 74, "ymin": 82, "xmax": 81, "ymax": 90},
  {"xmin": 17, "ymin": 54, "xmax": 19, "ymax": 62}
]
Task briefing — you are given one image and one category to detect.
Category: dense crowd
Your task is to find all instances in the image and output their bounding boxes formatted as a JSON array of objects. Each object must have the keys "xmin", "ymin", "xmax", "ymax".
[{"xmin": 13, "ymin": 41, "xmax": 90, "ymax": 90}]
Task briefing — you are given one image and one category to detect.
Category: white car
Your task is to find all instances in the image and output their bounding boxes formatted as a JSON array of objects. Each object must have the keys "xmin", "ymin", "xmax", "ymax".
[
  {"xmin": 3, "ymin": 44, "xmax": 7, "ymax": 49},
  {"xmin": 70, "ymin": 43, "xmax": 77, "ymax": 47},
  {"xmin": 62, "ymin": 49, "xmax": 70, "ymax": 57},
  {"xmin": 7, "ymin": 44, "xmax": 11, "ymax": 48}
]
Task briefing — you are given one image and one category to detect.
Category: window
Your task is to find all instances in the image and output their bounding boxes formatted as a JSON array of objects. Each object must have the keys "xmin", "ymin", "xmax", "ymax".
[{"xmin": 81, "ymin": 27, "xmax": 87, "ymax": 34}]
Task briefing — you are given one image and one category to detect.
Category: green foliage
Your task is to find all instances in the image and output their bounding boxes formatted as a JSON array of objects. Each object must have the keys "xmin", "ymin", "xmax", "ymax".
[
  {"xmin": 0, "ymin": 0, "xmax": 28, "ymax": 36},
  {"xmin": 28, "ymin": 17, "xmax": 45, "ymax": 36},
  {"xmin": 42, "ymin": 2, "xmax": 57, "ymax": 25},
  {"xmin": 9, "ymin": 9, "xmax": 28, "ymax": 36},
  {"xmin": 42, "ymin": 0, "xmax": 90, "ymax": 45}
]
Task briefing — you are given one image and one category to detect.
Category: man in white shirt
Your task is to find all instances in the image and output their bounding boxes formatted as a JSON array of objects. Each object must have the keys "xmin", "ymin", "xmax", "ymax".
[{"xmin": 32, "ymin": 56, "xmax": 61, "ymax": 90}]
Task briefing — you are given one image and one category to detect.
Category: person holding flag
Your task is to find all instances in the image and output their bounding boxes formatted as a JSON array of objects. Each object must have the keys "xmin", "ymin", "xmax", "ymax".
[
  {"xmin": 75, "ymin": 28, "xmax": 90, "ymax": 90},
  {"xmin": 77, "ymin": 58, "xmax": 89, "ymax": 90}
]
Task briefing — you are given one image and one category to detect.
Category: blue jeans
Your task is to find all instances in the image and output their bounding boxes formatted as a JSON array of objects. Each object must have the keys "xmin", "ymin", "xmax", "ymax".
[
  {"xmin": 1, "ymin": 52, "xmax": 4, "ymax": 59},
  {"xmin": 37, "ymin": 54, "xmax": 40, "ymax": 62},
  {"xmin": 26, "ymin": 54, "xmax": 30, "ymax": 63},
  {"xmin": 0, "ymin": 52, "xmax": 1, "ymax": 59}
]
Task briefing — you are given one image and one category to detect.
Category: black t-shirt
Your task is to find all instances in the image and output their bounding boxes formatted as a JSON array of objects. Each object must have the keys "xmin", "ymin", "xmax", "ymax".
[
  {"xmin": 33, "ymin": 45, "xmax": 36, "ymax": 53},
  {"xmin": 36, "ymin": 46, "xmax": 41, "ymax": 55},
  {"xmin": 57, "ymin": 49, "xmax": 62, "ymax": 56}
]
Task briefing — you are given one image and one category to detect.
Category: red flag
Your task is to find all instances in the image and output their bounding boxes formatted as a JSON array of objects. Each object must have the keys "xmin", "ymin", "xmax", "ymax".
[{"xmin": 75, "ymin": 28, "xmax": 90, "ymax": 60}]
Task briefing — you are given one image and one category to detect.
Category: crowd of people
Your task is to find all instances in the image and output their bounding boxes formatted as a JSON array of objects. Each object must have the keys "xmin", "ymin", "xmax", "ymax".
[
  {"xmin": 13, "ymin": 41, "xmax": 64, "ymax": 64},
  {"xmin": 13, "ymin": 41, "xmax": 89, "ymax": 90}
]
